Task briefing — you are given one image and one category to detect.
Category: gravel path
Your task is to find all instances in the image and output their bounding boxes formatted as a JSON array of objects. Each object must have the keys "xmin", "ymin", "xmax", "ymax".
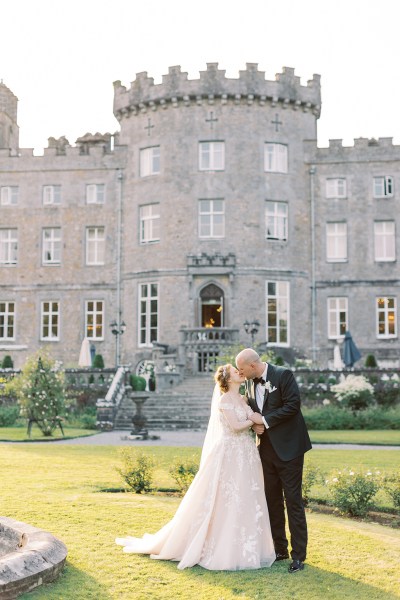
[{"xmin": 9, "ymin": 429, "xmax": 397, "ymax": 450}]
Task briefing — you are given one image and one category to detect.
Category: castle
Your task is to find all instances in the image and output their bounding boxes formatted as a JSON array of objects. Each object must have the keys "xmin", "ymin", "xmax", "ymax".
[{"xmin": 0, "ymin": 64, "xmax": 399, "ymax": 374}]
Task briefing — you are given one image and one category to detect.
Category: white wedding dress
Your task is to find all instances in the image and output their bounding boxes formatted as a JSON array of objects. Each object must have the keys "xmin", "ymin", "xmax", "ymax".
[{"xmin": 116, "ymin": 393, "xmax": 276, "ymax": 570}]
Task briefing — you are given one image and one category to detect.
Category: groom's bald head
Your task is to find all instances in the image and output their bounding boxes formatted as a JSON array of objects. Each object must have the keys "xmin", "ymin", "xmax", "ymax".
[{"xmin": 236, "ymin": 348, "xmax": 261, "ymax": 365}]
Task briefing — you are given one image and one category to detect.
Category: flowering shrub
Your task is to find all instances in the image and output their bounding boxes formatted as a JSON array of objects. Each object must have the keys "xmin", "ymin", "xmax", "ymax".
[
  {"xmin": 170, "ymin": 456, "xmax": 199, "ymax": 493},
  {"xmin": 331, "ymin": 375, "xmax": 374, "ymax": 411},
  {"xmin": 325, "ymin": 468, "xmax": 380, "ymax": 516},
  {"xmin": 116, "ymin": 449, "xmax": 154, "ymax": 493},
  {"xmin": 302, "ymin": 464, "xmax": 322, "ymax": 506},
  {"xmin": 383, "ymin": 473, "xmax": 400, "ymax": 509},
  {"xmin": 5, "ymin": 351, "xmax": 67, "ymax": 436}
]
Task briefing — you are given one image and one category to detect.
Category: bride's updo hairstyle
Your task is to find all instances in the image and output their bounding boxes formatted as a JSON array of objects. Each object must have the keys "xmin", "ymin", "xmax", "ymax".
[{"xmin": 215, "ymin": 364, "xmax": 231, "ymax": 393}]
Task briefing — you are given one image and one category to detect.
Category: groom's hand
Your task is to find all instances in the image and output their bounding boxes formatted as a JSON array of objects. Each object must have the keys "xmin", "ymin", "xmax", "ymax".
[{"xmin": 252, "ymin": 424, "xmax": 265, "ymax": 435}]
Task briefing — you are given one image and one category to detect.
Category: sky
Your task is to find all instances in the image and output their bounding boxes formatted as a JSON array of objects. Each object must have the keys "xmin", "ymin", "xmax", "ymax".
[{"xmin": 1, "ymin": 0, "xmax": 399, "ymax": 154}]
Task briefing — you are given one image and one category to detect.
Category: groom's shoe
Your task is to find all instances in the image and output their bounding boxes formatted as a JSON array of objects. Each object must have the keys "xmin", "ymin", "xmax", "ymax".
[
  {"xmin": 275, "ymin": 552, "xmax": 289, "ymax": 561},
  {"xmin": 288, "ymin": 560, "xmax": 304, "ymax": 573}
]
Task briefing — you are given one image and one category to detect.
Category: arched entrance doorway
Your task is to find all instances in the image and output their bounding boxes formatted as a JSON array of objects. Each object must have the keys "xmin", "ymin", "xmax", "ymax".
[{"xmin": 200, "ymin": 283, "xmax": 224, "ymax": 328}]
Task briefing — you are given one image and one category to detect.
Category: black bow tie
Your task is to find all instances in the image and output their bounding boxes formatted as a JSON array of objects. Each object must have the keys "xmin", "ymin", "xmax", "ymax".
[{"xmin": 253, "ymin": 377, "xmax": 265, "ymax": 386}]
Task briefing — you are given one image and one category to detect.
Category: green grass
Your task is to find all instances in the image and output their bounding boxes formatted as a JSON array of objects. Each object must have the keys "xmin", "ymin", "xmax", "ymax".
[
  {"xmin": 0, "ymin": 425, "xmax": 97, "ymax": 441},
  {"xmin": 309, "ymin": 429, "xmax": 400, "ymax": 445},
  {"xmin": 0, "ymin": 445, "xmax": 399, "ymax": 599}
]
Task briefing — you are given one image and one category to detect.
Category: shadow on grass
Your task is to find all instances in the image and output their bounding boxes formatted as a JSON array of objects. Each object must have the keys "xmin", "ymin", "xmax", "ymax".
[
  {"xmin": 19, "ymin": 561, "xmax": 113, "ymax": 600},
  {"xmin": 144, "ymin": 557, "xmax": 399, "ymax": 600}
]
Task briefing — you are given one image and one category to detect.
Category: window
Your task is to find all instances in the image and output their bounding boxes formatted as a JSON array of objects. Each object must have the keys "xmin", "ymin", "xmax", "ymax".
[
  {"xmin": 42, "ymin": 228, "xmax": 61, "ymax": 264},
  {"xmin": 140, "ymin": 146, "xmax": 160, "ymax": 177},
  {"xmin": 374, "ymin": 221, "xmax": 395, "ymax": 262},
  {"xmin": 199, "ymin": 142, "xmax": 225, "ymax": 171},
  {"xmin": 376, "ymin": 297, "xmax": 397, "ymax": 338},
  {"xmin": 326, "ymin": 178, "xmax": 347, "ymax": 198},
  {"xmin": 140, "ymin": 204, "xmax": 160, "ymax": 243},
  {"xmin": 198, "ymin": 199, "xmax": 224, "ymax": 238},
  {"xmin": 265, "ymin": 201, "xmax": 288, "ymax": 240},
  {"xmin": 86, "ymin": 227, "xmax": 105, "ymax": 264},
  {"xmin": 326, "ymin": 222, "xmax": 347, "ymax": 262},
  {"xmin": 0, "ymin": 302, "xmax": 15, "ymax": 340},
  {"xmin": 139, "ymin": 283, "xmax": 159, "ymax": 346},
  {"xmin": 0, "ymin": 186, "xmax": 18, "ymax": 206},
  {"xmin": 266, "ymin": 281, "xmax": 289, "ymax": 345},
  {"xmin": 264, "ymin": 143, "xmax": 288, "ymax": 173},
  {"xmin": 41, "ymin": 301, "xmax": 59, "ymax": 340},
  {"xmin": 328, "ymin": 297, "xmax": 348, "ymax": 338},
  {"xmin": 86, "ymin": 184, "xmax": 105, "ymax": 204},
  {"xmin": 373, "ymin": 176, "xmax": 393, "ymax": 198},
  {"xmin": 43, "ymin": 185, "xmax": 61, "ymax": 205},
  {"xmin": 85, "ymin": 301, "xmax": 104, "ymax": 340},
  {"xmin": 0, "ymin": 229, "xmax": 18, "ymax": 265}
]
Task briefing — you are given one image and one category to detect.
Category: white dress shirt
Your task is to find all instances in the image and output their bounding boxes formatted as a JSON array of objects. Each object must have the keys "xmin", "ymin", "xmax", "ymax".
[{"xmin": 255, "ymin": 363, "xmax": 270, "ymax": 429}]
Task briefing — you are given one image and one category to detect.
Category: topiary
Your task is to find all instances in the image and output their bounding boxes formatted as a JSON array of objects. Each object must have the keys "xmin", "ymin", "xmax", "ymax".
[
  {"xmin": 1, "ymin": 355, "xmax": 13, "ymax": 369},
  {"xmin": 130, "ymin": 374, "xmax": 146, "ymax": 391},
  {"xmin": 92, "ymin": 354, "xmax": 105, "ymax": 369},
  {"xmin": 365, "ymin": 354, "xmax": 378, "ymax": 368}
]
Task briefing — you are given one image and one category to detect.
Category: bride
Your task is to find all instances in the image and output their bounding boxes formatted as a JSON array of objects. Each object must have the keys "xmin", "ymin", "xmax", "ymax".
[{"xmin": 116, "ymin": 364, "xmax": 276, "ymax": 570}]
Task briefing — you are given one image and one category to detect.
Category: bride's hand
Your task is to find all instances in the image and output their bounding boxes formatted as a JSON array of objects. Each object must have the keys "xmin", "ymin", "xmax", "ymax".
[{"xmin": 250, "ymin": 412, "xmax": 263, "ymax": 425}]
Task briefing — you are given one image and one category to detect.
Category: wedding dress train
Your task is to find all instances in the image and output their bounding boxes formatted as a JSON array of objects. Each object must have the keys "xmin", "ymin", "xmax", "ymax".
[{"xmin": 116, "ymin": 396, "xmax": 276, "ymax": 570}]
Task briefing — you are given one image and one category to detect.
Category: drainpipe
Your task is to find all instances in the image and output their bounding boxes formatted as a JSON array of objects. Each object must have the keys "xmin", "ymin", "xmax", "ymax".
[
  {"xmin": 116, "ymin": 169, "xmax": 123, "ymax": 365},
  {"xmin": 309, "ymin": 165, "xmax": 317, "ymax": 365}
]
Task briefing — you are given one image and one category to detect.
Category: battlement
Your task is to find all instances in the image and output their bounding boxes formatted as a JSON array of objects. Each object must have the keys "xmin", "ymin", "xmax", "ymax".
[
  {"xmin": 304, "ymin": 137, "xmax": 400, "ymax": 163},
  {"xmin": 113, "ymin": 63, "xmax": 321, "ymax": 119},
  {"xmin": 0, "ymin": 81, "xmax": 18, "ymax": 122}
]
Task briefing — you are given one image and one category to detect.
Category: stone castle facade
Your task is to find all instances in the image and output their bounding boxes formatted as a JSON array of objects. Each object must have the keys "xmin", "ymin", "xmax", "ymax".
[{"xmin": 0, "ymin": 64, "xmax": 399, "ymax": 372}]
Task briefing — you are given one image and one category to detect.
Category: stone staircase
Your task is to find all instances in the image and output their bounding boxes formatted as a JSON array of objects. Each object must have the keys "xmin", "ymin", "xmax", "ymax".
[{"xmin": 114, "ymin": 374, "xmax": 215, "ymax": 430}]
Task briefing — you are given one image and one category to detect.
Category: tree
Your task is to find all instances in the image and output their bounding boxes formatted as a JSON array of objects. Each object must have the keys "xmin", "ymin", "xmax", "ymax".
[{"xmin": 5, "ymin": 351, "xmax": 67, "ymax": 436}]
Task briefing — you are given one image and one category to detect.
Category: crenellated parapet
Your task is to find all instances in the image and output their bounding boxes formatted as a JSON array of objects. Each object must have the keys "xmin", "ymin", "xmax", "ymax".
[
  {"xmin": 304, "ymin": 136, "xmax": 400, "ymax": 163},
  {"xmin": 113, "ymin": 63, "xmax": 321, "ymax": 121}
]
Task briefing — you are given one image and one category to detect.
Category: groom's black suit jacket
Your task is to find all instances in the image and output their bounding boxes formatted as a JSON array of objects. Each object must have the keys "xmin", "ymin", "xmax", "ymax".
[{"xmin": 245, "ymin": 364, "xmax": 312, "ymax": 462}]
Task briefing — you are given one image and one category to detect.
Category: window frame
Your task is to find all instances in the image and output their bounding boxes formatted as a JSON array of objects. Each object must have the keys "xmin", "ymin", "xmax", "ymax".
[
  {"xmin": 264, "ymin": 143, "xmax": 288, "ymax": 174},
  {"xmin": 42, "ymin": 227, "xmax": 62, "ymax": 265},
  {"xmin": 265, "ymin": 280, "xmax": 290, "ymax": 346},
  {"xmin": 265, "ymin": 201, "xmax": 288, "ymax": 241},
  {"xmin": 86, "ymin": 226, "xmax": 105, "ymax": 265},
  {"xmin": 139, "ymin": 204, "xmax": 161, "ymax": 244},
  {"xmin": 40, "ymin": 301, "xmax": 60, "ymax": 341},
  {"xmin": 327, "ymin": 297, "xmax": 348, "ymax": 339},
  {"xmin": 43, "ymin": 185, "xmax": 61, "ymax": 205},
  {"xmin": 0, "ymin": 186, "xmax": 19, "ymax": 206},
  {"xmin": 0, "ymin": 228, "xmax": 18, "ymax": 266},
  {"xmin": 85, "ymin": 300, "xmax": 104, "ymax": 340},
  {"xmin": 138, "ymin": 282, "xmax": 159, "ymax": 347},
  {"xmin": 198, "ymin": 199, "xmax": 225, "ymax": 239},
  {"xmin": 326, "ymin": 222, "xmax": 348, "ymax": 262},
  {"xmin": 326, "ymin": 178, "xmax": 347, "ymax": 199},
  {"xmin": 374, "ymin": 221, "xmax": 396, "ymax": 262},
  {"xmin": 86, "ymin": 184, "xmax": 105, "ymax": 205},
  {"xmin": 0, "ymin": 301, "xmax": 15, "ymax": 341},
  {"xmin": 198, "ymin": 141, "xmax": 225, "ymax": 171},
  {"xmin": 139, "ymin": 146, "xmax": 161, "ymax": 177},
  {"xmin": 373, "ymin": 176, "xmax": 393, "ymax": 199},
  {"xmin": 376, "ymin": 296, "xmax": 397, "ymax": 338}
]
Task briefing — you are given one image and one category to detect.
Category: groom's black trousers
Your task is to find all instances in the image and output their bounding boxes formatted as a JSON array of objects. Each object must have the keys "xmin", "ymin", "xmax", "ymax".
[{"xmin": 259, "ymin": 435, "xmax": 307, "ymax": 562}]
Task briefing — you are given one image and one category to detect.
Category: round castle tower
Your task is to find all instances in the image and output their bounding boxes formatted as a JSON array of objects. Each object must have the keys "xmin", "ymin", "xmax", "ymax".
[
  {"xmin": 114, "ymin": 63, "xmax": 322, "ymax": 369},
  {"xmin": 0, "ymin": 81, "xmax": 19, "ymax": 151}
]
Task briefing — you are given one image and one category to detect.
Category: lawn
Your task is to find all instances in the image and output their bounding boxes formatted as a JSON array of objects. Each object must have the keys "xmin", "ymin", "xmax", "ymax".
[
  {"xmin": 0, "ymin": 425, "xmax": 96, "ymax": 442},
  {"xmin": 309, "ymin": 429, "xmax": 400, "ymax": 445},
  {"xmin": 0, "ymin": 445, "xmax": 399, "ymax": 599}
]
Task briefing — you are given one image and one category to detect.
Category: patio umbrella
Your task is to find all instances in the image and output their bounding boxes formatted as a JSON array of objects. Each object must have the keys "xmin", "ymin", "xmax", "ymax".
[
  {"xmin": 78, "ymin": 337, "xmax": 92, "ymax": 367},
  {"xmin": 333, "ymin": 342, "xmax": 344, "ymax": 370},
  {"xmin": 343, "ymin": 331, "xmax": 361, "ymax": 368}
]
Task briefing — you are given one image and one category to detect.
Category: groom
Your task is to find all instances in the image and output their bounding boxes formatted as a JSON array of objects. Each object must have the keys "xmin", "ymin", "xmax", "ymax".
[{"xmin": 236, "ymin": 348, "xmax": 311, "ymax": 573}]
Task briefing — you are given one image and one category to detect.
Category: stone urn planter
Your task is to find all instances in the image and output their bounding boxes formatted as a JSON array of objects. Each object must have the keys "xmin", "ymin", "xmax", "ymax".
[{"xmin": 129, "ymin": 391, "xmax": 149, "ymax": 439}]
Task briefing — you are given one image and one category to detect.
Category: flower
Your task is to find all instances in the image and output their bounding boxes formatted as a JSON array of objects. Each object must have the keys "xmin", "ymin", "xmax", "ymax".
[{"xmin": 265, "ymin": 381, "xmax": 277, "ymax": 393}]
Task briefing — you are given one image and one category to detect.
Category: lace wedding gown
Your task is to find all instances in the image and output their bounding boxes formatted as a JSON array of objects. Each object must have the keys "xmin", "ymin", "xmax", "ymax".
[{"xmin": 116, "ymin": 395, "xmax": 276, "ymax": 570}]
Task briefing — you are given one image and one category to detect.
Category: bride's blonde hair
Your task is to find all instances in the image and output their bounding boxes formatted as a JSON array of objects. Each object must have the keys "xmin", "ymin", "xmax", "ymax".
[{"xmin": 214, "ymin": 364, "xmax": 231, "ymax": 393}]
